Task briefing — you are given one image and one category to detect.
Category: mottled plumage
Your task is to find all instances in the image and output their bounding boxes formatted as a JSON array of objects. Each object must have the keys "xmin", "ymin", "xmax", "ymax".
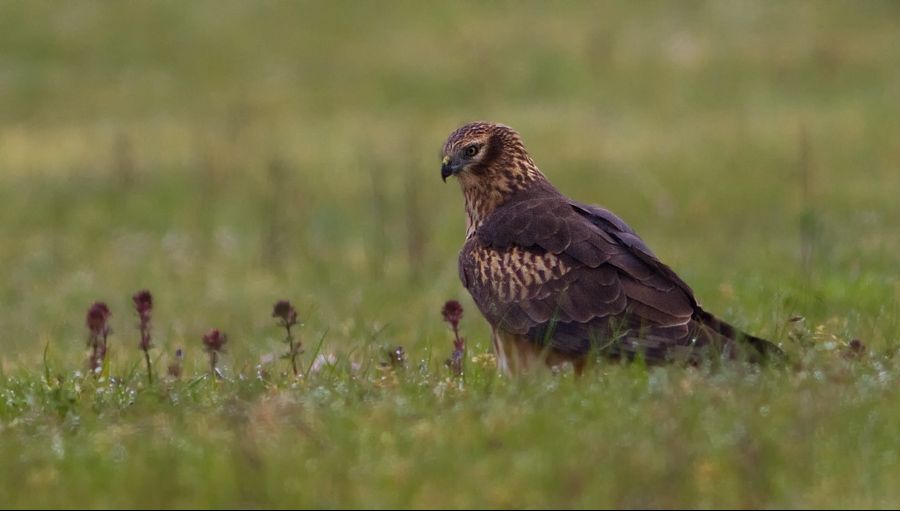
[{"xmin": 441, "ymin": 121, "xmax": 783, "ymax": 373}]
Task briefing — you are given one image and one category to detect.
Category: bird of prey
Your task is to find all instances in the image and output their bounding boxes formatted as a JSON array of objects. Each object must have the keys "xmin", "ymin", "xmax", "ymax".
[{"xmin": 441, "ymin": 121, "xmax": 783, "ymax": 374}]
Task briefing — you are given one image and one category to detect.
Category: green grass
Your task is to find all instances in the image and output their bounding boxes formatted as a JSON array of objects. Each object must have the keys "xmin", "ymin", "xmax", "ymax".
[{"xmin": 1, "ymin": 0, "xmax": 899, "ymax": 507}]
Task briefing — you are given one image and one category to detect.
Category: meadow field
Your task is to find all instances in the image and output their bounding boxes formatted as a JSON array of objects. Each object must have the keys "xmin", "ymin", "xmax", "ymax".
[{"xmin": 1, "ymin": 1, "xmax": 899, "ymax": 507}]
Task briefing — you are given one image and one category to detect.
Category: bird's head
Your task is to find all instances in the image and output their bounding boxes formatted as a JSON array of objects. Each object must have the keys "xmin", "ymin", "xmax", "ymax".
[
  {"xmin": 441, "ymin": 122, "xmax": 546, "ymax": 229},
  {"xmin": 440, "ymin": 121, "xmax": 540, "ymax": 186}
]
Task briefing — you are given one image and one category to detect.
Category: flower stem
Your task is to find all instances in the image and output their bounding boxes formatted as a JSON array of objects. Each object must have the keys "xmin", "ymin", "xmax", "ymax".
[
  {"xmin": 144, "ymin": 348, "xmax": 153, "ymax": 384},
  {"xmin": 287, "ymin": 324, "xmax": 299, "ymax": 377}
]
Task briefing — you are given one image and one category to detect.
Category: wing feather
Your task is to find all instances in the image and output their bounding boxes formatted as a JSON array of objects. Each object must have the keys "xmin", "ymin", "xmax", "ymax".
[{"xmin": 460, "ymin": 187, "xmax": 710, "ymax": 362}]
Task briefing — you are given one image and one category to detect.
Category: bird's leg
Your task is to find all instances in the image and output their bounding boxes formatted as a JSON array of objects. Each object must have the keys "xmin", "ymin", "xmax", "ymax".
[
  {"xmin": 491, "ymin": 329, "xmax": 512, "ymax": 376},
  {"xmin": 571, "ymin": 357, "xmax": 587, "ymax": 376},
  {"xmin": 494, "ymin": 330, "xmax": 587, "ymax": 376},
  {"xmin": 493, "ymin": 330, "xmax": 539, "ymax": 375},
  {"xmin": 501, "ymin": 331, "xmax": 547, "ymax": 375}
]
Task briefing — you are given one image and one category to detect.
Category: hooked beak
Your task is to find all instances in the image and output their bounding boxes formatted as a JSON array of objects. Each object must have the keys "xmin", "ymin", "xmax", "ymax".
[{"xmin": 441, "ymin": 155, "xmax": 460, "ymax": 182}]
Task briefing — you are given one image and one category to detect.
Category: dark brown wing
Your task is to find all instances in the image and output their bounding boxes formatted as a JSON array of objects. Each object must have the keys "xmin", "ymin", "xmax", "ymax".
[
  {"xmin": 460, "ymin": 184, "xmax": 763, "ymax": 362},
  {"xmin": 569, "ymin": 200, "xmax": 784, "ymax": 361}
]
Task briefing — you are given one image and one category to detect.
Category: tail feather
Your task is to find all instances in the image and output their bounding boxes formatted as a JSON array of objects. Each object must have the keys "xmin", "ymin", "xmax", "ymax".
[{"xmin": 693, "ymin": 308, "xmax": 785, "ymax": 362}]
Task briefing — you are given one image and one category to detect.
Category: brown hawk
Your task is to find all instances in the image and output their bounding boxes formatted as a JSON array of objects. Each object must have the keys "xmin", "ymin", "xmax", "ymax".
[{"xmin": 441, "ymin": 121, "xmax": 783, "ymax": 374}]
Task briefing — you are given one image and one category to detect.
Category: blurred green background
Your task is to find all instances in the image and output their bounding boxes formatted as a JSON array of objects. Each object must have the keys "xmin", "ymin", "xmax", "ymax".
[
  {"xmin": 1, "ymin": 1, "xmax": 899, "ymax": 507},
  {"xmin": 2, "ymin": 0, "xmax": 898, "ymax": 363}
]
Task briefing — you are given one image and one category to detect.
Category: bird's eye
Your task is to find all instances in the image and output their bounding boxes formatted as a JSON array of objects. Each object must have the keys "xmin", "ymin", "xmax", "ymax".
[{"xmin": 464, "ymin": 145, "xmax": 479, "ymax": 158}]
